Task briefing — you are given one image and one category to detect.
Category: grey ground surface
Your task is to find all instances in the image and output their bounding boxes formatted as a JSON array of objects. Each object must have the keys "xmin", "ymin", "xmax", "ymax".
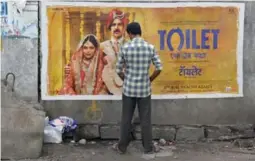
[{"xmin": 14, "ymin": 140, "xmax": 255, "ymax": 161}]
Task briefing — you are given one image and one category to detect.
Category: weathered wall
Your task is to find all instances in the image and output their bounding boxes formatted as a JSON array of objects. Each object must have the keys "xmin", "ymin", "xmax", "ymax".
[
  {"xmin": 1, "ymin": 1, "xmax": 39, "ymax": 102},
  {"xmin": 1, "ymin": 0, "xmax": 255, "ymax": 141},
  {"xmin": 1, "ymin": 38, "xmax": 39, "ymax": 101}
]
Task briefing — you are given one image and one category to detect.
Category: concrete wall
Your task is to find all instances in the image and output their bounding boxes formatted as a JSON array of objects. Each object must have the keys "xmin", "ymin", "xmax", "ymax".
[
  {"xmin": 1, "ymin": 1, "xmax": 39, "ymax": 102},
  {"xmin": 1, "ymin": 0, "xmax": 255, "ymax": 141},
  {"xmin": 1, "ymin": 38, "xmax": 39, "ymax": 101}
]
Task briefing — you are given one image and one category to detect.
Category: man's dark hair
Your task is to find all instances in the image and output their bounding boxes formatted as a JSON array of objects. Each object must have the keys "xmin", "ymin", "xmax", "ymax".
[{"xmin": 126, "ymin": 22, "xmax": 142, "ymax": 36}]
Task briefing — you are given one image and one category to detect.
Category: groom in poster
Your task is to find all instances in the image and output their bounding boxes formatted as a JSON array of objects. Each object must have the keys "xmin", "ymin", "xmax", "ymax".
[{"xmin": 101, "ymin": 9, "xmax": 129, "ymax": 95}]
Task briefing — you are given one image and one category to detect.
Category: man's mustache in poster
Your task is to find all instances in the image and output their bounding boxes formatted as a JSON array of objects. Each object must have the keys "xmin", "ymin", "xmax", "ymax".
[{"xmin": 114, "ymin": 29, "xmax": 121, "ymax": 33}]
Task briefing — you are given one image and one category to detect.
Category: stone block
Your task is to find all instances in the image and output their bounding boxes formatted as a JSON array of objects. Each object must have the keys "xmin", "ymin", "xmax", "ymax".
[
  {"xmin": 135, "ymin": 132, "xmax": 142, "ymax": 140},
  {"xmin": 205, "ymin": 125, "xmax": 255, "ymax": 140},
  {"xmin": 77, "ymin": 124, "xmax": 100, "ymax": 139},
  {"xmin": 1, "ymin": 107, "xmax": 45, "ymax": 159},
  {"xmin": 205, "ymin": 125, "xmax": 232, "ymax": 139},
  {"xmin": 153, "ymin": 126, "xmax": 176, "ymax": 140},
  {"xmin": 135, "ymin": 126, "xmax": 176, "ymax": 140},
  {"xmin": 176, "ymin": 126, "xmax": 204, "ymax": 142},
  {"xmin": 228, "ymin": 124, "xmax": 255, "ymax": 138},
  {"xmin": 233, "ymin": 139, "xmax": 255, "ymax": 148},
  {"xmin": 100, "ymin": 125, "xmax": 120, "ymax": 139}
]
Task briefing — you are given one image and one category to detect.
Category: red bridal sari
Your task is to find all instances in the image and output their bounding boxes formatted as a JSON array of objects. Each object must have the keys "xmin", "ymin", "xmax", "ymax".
[{"xmin": 58, "ymin": 35, "xmax": 108, "ymax": 95}]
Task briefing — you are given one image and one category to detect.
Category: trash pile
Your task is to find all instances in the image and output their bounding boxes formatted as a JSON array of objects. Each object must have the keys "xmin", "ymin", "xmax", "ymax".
[{"xmin": 44, "ymin": 116, "xmax": 77, "ymax": 143}]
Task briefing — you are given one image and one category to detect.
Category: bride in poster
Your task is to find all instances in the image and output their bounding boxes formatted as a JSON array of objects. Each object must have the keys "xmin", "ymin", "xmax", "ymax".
[{"xmin": 58, "ymin": 34, "xmax": 108, "ymax": 95}]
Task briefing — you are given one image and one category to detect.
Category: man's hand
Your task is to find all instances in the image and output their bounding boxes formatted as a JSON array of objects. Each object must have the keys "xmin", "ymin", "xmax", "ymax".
[
  {"xmin": 150, "ymin": 70, "xmax": 161, "ymax": 82},
  {"xmin": 117, "ymin": 72, "xmax": 125, "ymax": 81}
]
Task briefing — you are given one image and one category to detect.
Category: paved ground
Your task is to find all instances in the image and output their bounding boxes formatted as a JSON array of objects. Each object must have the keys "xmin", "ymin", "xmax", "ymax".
[{"xmin": 16, "ymin": 140, "xmax": 255, "ymax": 161}]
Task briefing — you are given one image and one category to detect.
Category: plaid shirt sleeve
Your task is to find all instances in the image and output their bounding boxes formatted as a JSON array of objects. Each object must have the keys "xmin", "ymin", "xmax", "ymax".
[
  {"xmin": 151, "ymin": 47, "xmax": 163, "ymax": 71},
  {"xmin": 116, "ymin": 46, "xmax": 125, "ymax": 74}
]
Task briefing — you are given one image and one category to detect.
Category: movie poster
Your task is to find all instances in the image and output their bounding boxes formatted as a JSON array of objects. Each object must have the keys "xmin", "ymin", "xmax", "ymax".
[{"xmin": 41, "ymin": 2, "xmax": 244, "ymax": 100}]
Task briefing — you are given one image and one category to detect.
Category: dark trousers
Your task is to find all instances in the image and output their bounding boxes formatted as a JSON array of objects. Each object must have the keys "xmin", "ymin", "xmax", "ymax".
[{"xmin": 118, "ymin": 94, "xmax": 153, "ymax": 152}]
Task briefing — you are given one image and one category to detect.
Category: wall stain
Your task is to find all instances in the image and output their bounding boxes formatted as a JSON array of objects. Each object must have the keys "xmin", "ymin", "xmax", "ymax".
[{"xmin": 85, "ymin": 100, "xmax": 103, "ymax": 122}]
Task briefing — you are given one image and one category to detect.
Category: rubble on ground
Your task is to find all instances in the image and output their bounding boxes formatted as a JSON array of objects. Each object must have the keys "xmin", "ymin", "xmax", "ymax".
[
  {"xmin": 79, "ymin": 139, "xmax": 87, "ymax": 145},
  {"xmin": 233, "ymin": 139, "xmax": 255, "ymax": 149},
  {"xmin": 159, "ymin": 138, "xmax": 167, "ymax": 146}
]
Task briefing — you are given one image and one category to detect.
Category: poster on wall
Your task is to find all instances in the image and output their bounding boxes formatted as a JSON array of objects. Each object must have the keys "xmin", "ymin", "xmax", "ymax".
[{"xmin": 41, "ymin": 2, "xmax": 245, "ymax": 100}]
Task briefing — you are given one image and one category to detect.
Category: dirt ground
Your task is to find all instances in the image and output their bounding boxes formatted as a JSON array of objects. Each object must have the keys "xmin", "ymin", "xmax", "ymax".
[{"xmin": 16, "ymin": 139, "xmax": 255, "ymax": 161}]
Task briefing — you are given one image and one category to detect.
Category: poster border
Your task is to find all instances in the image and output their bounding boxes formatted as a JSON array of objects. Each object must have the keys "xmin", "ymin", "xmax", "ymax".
[{"xmin": 40, "ymin": 1, "xmax": 245, "ymax": 100}]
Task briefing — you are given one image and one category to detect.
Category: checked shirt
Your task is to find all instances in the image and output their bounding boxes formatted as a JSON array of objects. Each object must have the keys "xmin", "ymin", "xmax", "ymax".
[{"xmin": 116, "ymin": 37, "xmax": 162, "ymax": 98}]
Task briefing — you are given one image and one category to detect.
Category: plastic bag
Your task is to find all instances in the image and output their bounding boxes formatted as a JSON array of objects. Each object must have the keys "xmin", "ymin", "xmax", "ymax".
[
  {"xmin": 49, "ymin": 116, "xmax": 77, "ymax": 133},
  {"xmin": 43, "ymin": 117, "xmax": 63, "ymax": 143},
  {"xmin": 44, "ymin": 125, "xmax": 63, "ymax": 143},
  {"xmin": 43, "ymin": 116, "xmax": 78, "ymax": 143}
]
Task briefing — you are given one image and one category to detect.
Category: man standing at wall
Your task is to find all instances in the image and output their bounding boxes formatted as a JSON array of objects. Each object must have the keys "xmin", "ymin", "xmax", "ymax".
[
  {"xmin": 113, "ymin": 22, "xmax": 163, "ymax": 154},
  {"xmin": 101, "ymin": 9, "xmax": 129, "ymax": 95}
]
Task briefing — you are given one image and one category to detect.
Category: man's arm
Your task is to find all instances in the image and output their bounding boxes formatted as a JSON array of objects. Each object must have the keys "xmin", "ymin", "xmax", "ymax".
[
  {"xmin": 150, "ymin": 47, "xmax": 163, "ymax": 82},
  {"xmin": 150, "ymin": 70, "xmax": 161, "ymax": 82},
  {"xmin": 115, "ymin": 47, "xmax": 125, "ymax": 81}
]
